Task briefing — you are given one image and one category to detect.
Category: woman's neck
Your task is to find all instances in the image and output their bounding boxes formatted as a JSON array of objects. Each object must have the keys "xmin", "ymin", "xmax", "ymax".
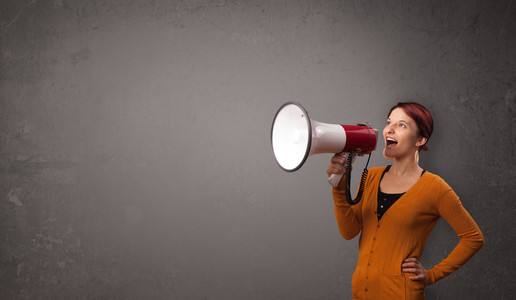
[{"xmin": 390, "ymin": 154, "xmax": 422, "ymax": 176}]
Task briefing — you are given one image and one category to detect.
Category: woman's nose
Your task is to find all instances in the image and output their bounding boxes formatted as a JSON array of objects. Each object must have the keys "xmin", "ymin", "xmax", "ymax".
[{"xmin": 385, "ymin": 124, "xmax": 394, "ymax": 133}]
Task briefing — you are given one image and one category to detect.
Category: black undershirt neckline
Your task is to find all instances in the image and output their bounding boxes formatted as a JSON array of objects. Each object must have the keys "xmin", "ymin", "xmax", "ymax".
[{"xmin": 377, "ymin": 165, "xmax": 426, "ymax": 221}]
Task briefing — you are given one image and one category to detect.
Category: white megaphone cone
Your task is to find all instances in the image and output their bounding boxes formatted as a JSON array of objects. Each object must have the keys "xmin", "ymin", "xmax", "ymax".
[{"xmin": 271, "ymin": 102, "xmax": 379, "ymax": 187}]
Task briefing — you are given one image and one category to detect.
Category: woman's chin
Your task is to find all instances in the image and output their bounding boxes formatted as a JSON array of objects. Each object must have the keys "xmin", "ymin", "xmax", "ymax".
[
  {"xmin": 383, "ymin": 148, "xmax": 395, "ymax": 160},
  {"xmin": 384, "ymin": 146, "xmax": 396, "ymax": 154}
]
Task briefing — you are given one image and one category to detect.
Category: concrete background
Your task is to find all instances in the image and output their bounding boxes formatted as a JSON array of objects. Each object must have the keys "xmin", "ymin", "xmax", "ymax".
[{"xmin": 1, "ymin": 0, "xmax": 515, "ymax": 299}]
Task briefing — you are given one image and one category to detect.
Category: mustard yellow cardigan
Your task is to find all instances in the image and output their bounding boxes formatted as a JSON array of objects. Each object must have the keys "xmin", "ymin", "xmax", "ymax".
[{"xmin": 333, "ymin": 166, "xmax": 484, "ymax": 299}]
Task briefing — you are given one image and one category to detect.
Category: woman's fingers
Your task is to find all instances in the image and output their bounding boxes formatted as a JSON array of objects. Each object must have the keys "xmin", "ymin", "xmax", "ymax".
[
  {"xmin": 409, "ymin": 274, "xmax": 425, "ymax": 281},
  {"xmin": 327, "ymin": 153, "xmax": 356, "ymax": 178},
  {"xmin": 331, "ymin": 155, "xmax": 346, "ymax": 165},
  {"xmin": 401, "ymin": 261, "xmax": 416, "ymax": 268},
  {"xmin": 402, "ymin": 267, "xmax": 418, "ymax": 273},
  {"xmin": 327, "ymin": 155, "xmax": 346, "ymax": 176},
  {"xmin": 401, "ymin": 257, "xmax": 429, "ymax": 285},
  {"xmin": 327, "ymin": 164, "xmax": 344, "ymax": 176}
]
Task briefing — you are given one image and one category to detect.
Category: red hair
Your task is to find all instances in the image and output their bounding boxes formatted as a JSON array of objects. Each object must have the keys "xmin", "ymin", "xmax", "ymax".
[{"xmin": 388, "ymin": 102, "xmax": 433, "ymax": 151}]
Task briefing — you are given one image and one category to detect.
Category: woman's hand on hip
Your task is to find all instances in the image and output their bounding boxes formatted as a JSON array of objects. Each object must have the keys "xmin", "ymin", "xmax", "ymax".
[{"xmin": 402, "ymin": 257, "xmax": 429, "ymax": 285}]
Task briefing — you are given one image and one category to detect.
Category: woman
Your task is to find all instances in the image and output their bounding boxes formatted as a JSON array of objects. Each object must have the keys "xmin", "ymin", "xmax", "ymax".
[{"xmin": 327, "ymin": 102, "xmax": 484, "ymax": 299}]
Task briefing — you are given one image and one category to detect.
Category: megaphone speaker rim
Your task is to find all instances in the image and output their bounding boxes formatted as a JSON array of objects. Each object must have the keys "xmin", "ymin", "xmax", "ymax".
[{"xmin": 271, "ymin": 101, "xmax": 312, "ymax": 172}]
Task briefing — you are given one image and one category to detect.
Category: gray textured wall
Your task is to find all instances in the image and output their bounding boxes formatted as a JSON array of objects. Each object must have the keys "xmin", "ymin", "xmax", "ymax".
[{"xmin": 1, "ymin": 0, "xmax": 515, "ymax": 299}]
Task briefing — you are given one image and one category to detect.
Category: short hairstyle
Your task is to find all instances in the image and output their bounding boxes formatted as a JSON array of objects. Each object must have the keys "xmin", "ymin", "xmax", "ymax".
[{"xmin": 388, "ymin": 102, "xmax": 433, "ymax": 151}]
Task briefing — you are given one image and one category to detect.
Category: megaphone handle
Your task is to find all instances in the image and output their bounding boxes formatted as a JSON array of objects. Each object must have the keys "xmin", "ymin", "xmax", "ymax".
[
  {"xmin": 328, "ymin": 152, "xmax": 356, "ymax": 187},
  {"xmin": 328, "ymin": 173, "xmax": 344, "ymax": 187}
]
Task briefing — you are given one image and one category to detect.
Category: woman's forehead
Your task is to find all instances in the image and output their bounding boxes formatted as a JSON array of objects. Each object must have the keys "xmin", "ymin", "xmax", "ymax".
[{"xmin": 388, "ymin": 107, "xmax": 414, "ymax": 123}]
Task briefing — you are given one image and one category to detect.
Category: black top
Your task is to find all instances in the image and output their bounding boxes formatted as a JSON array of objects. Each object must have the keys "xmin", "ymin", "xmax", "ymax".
[{"xmin": 377, "ymin": 165, "xmax": 426, "ymax": 221}]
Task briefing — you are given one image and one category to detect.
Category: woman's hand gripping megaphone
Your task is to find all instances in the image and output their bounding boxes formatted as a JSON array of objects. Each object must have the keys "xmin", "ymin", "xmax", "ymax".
[{"xmin": 327, "ymin": 152, "xmax": 358, "ymax": 188}]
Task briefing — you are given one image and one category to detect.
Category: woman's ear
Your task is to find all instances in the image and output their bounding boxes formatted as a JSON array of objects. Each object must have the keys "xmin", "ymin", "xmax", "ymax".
[{"xmin": 415, "ymin": 136, "xmax": 427, "ymax": 148}]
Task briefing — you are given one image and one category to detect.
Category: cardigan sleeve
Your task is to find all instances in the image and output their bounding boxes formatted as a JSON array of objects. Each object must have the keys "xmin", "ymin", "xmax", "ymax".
[
  {"xmin": 426, "ymin": 181, "xmax": 485, "ymax": 284},
  {"xmin": 332, "ymin": 184, "xmax": 364, "ymax": 240}
]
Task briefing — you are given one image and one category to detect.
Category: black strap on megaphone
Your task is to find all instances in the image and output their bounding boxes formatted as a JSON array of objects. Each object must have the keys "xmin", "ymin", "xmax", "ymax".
[{"xmin": 345, "ymin": 151, "xmax": 372, "ymax": 205}]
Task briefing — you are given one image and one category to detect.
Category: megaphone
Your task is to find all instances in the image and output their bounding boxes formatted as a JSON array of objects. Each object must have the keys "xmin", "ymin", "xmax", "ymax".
[{"xmin": 271, "ymin": 102, "xmax": 379, "ymax": 204}]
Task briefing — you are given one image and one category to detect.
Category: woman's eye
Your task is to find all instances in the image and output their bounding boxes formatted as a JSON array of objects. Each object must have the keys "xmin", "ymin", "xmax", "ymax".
[{"xmin": 399, "ymin": 123, "xmax": 406, "ymax": 128}]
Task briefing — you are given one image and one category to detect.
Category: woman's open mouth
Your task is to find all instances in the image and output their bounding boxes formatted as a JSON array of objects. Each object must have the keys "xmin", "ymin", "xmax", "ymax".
[{"xmin": 386, "ymin": 137, "xmax": 398, "ymax": 149}]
